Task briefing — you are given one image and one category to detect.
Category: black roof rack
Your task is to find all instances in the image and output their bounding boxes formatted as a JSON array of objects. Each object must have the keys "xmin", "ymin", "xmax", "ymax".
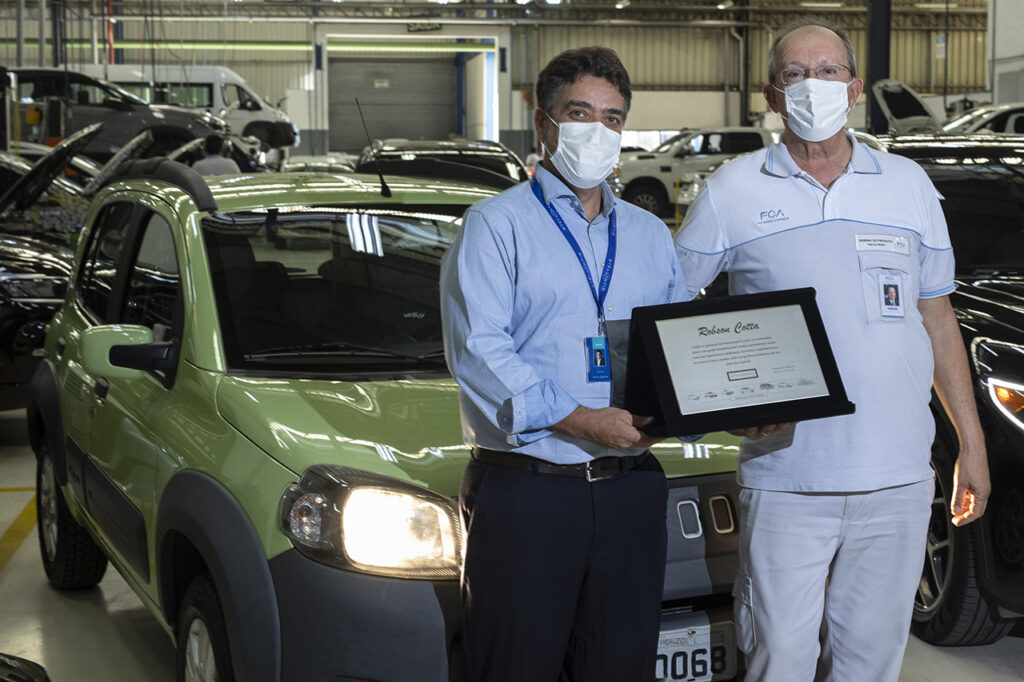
[{"xmin": 110, "ymin": 157, "xmax": 218, "ymax": 213}]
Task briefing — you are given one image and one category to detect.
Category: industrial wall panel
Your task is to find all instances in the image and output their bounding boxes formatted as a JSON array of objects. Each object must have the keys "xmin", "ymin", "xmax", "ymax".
[
  {"xmin": 511, "ymin": 25, "xmax": 733, "ymax": 91},
  {"xmin": 327, "ymin": 55, "xmax": 457, "ymax": 153},
  {"xmin": 508, "ymin": 23, "xmax": 986, "ymax": 97}
]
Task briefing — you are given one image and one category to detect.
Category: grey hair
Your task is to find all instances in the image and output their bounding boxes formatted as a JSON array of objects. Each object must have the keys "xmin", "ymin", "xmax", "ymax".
[{"xmin": 767, "ymin": 17, "xmax": 857, "ymax": 84}]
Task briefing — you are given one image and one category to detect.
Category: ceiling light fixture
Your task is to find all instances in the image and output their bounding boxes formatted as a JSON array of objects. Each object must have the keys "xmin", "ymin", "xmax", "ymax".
[
  {"xmin": 915, "ymin": 2, "xmax": 957, "ymax": 8},
  {"xmin": 800, "ymin": 1, "xmax": 844, "ymax": 7},
  {"xmin": 615, "ymin": 0, "xmax": 630, "ymax": 8},
  {"xmin": 716, "ymin": 0, "xmax": 734, "ymax": 9}
]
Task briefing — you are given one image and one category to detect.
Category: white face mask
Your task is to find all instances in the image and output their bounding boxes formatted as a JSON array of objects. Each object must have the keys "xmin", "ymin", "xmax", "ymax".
[
  {"xmin": 543, "ymin": 113, "xmax": 622, "ymax": 189},
  {"xmin": 776, "ymin": 78, "xmax": 852, "ymax": 143}
]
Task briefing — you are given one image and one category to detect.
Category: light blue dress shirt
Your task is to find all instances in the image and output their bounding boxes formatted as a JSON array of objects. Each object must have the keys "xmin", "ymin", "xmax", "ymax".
[{"xmin": 441, "ymin": 166, "xmax": 688, "ymax": 464}]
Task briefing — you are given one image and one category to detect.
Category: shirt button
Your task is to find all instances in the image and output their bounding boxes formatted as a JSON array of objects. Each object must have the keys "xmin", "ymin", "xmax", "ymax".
[{"xmin": 607, "ymin": 305, "xmax": 614, "ymax": 311}]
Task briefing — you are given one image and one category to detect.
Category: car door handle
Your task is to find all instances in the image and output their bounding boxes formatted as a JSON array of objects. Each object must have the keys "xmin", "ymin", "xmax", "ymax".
[
  {"xmin": 56, "ymin": 337, "xmax": 67, "ymax": 356},
  {"xmin": 93, "ymin": 378, "xmax": 109, "ymax": 400}
]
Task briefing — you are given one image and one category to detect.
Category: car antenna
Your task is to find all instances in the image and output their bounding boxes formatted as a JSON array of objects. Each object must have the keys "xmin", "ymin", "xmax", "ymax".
[{"xmin": 355, "ymin": 98, "xmax": 391, "ymax": 198}]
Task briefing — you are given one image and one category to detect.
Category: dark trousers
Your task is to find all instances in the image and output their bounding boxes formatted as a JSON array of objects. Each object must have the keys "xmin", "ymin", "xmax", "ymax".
[{"xmin": 459, "ymin": 455, "xmax": 669, "ymax": 682}]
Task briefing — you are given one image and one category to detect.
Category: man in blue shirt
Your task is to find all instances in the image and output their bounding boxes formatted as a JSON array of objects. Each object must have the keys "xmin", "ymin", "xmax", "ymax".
[{"xmin": 441, "ymin": 47, "xmax": 697, "ymax": 681}]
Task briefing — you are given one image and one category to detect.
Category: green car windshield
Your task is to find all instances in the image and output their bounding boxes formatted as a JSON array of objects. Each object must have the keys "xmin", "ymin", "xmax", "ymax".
[{"xmin": 202, "ymin": 204, "xmax": 464, "ymax": 375}]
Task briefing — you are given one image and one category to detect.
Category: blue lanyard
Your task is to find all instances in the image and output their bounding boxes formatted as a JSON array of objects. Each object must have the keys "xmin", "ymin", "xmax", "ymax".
[{"xmin": 531, "ymin": 179, "xmax": 616, "ymax": 333}]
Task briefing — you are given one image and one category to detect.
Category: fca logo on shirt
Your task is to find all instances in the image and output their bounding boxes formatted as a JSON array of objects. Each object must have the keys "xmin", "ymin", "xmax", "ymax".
[{"xmin": 759, "ymin": 209, "xmax": 786, "ymax": 221}]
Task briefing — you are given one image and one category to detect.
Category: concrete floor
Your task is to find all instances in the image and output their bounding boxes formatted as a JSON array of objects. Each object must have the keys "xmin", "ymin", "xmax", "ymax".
[{"xmin": 1, "ymin": 407, "xmax": 1022, "ymax": 681}]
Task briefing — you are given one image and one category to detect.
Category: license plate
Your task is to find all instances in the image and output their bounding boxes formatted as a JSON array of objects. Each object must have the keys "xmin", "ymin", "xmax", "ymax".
[{"xmin": 656, "ymin": 614, "xmax": 737, "ymax": 681}]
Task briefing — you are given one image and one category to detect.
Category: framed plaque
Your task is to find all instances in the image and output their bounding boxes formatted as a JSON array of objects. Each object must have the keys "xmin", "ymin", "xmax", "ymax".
[{"xmin": 624, "ymin": 287, "xmax": 855, "ymax": 436}]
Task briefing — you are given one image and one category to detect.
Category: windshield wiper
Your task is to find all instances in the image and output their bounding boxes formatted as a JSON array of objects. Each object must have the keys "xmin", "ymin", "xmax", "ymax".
[{"xmin": 245, "ymin": 341, "xmax": 446, "ymax": 366}]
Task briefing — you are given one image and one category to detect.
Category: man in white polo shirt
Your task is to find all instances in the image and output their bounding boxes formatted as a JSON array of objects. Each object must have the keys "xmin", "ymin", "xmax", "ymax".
[{"xmin": 675, "ymin": 18, "xmax": 991, "ymax": 682}]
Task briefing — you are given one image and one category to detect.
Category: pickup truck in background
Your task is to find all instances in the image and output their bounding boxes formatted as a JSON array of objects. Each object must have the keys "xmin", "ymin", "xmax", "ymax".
[{"xmin": 615, "ymin": 127, "xmax": 777, "ymax": 217}]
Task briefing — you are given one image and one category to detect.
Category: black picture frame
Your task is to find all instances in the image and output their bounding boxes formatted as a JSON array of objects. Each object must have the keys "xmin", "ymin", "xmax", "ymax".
[{"xmin": 625, "ymin": 287, "xmax": 855, "ymax": 436}]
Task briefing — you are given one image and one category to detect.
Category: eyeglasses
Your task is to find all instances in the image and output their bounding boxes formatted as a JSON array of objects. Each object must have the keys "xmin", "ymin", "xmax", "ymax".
[{"xmin": 778, "ymin": 64, "xmax": 851, "ymax": 86}]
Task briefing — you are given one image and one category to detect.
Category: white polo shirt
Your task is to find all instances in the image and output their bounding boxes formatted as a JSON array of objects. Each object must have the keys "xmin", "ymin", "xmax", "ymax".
[{"xmin": 675, "ymin": 135, "xmax": 953, "ymax": 492}]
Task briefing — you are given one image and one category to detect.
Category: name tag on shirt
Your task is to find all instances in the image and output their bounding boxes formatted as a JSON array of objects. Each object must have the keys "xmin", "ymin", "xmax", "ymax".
[
  {"xmin": 585, "ymin": 336, "xmax": 611, "ymax": 382},
  {"xmin": 856, "ymin": 234, "xmax": 910, "ymax": 255}
]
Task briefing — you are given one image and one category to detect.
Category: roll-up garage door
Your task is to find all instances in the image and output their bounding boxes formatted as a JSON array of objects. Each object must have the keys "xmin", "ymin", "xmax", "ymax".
[{"xmin": 328, "ymin": 56, "xmax": 457, "ymax": 153}]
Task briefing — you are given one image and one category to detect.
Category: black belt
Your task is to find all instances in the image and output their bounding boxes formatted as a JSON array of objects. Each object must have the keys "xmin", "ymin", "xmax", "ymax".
[{"xmin": 471, "ymin": 447, "xmax": 651, "ymax": 483}]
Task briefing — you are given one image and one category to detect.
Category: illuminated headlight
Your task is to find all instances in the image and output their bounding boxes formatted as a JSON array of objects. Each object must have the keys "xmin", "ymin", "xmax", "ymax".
[
  {"xmin": 280, "ymin": 465, "xmax": 462, "ymax": 579},
  {"xmin": 987, "ymin": 378, "xmax": 1024, "ymax": 430},
  {"xmin": 342, "ymin": 488, "xmax": 458, "ymax": 571}
]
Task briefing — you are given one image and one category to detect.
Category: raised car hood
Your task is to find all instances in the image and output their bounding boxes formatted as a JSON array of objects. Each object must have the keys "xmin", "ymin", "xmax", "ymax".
[
  {"xmin": 0, "ymin": 233, "xmax": 75, "ymax": 279},
  {"xmin": 216, "ymin": 376, "xmax": 739, "ymax": 498},
  {"xmin": 81, "ymin": 129, "xmax": 153, "ymax": 197},
  {"xmin": 0, "ymin": 122, "xmax": 103, "ymax": 216},
  {"xmin": 871, "ymin": 79, "xmax": 942, "ymax": 134}
]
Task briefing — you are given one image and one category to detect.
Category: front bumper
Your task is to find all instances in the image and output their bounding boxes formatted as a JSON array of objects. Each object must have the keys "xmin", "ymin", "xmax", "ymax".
[
  {"xmin": 267, "ymin": 469, "xmax": 743, "ymax": 681},
  {"xmin": 270, "ymin": 548, "xmax": 463, "ymax": 682}
]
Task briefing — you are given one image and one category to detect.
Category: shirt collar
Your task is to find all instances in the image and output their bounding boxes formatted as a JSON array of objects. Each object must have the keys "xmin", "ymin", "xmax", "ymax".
[
  {"xmin": 763, "ymin": 131, "xmax": 883, "ymax": 179},
  {"xmin": 533, "ymin": 165, "xmax": 616, "ymax": 220}
]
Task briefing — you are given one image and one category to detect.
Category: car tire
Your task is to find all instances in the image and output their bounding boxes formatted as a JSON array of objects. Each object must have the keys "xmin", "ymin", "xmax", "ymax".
[
  {"xmin": 35, "ymin": 443, "xmax": 108, "ymax": 589},
  {"xmin": 623, "ymin": 182, "xmax": 669, "ymax": 217},
  {"xmin": 911, "ymin": 436, "xmax": 1014, "ymax": 645},
  {"xmin": 176, "ymin": 573, "xmax": 235, "ymax": 682}
]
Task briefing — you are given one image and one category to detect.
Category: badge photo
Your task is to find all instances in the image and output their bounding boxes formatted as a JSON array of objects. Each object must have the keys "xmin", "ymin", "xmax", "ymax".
[
  {"xmin": 586, "ymin": 335, "xmax": 611, "ymax": 383},
  {"xmin": 879, "ymin": 274, "xmax": 905, "ymax": 318}
]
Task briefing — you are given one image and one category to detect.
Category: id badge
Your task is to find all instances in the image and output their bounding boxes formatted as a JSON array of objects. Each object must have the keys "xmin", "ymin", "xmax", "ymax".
[
  {"xmin": 879, "ymin": 274, "xmax": 905, "ymax": 318},
  {"xmin": 585, "ymin": 336, "xmax": 611, "ymax": 383}
]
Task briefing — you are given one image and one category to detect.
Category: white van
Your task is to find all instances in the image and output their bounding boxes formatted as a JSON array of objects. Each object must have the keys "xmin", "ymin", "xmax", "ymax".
[{"xmin": 72, "ymin": 64, "xmax": 299, "ymax": 149}]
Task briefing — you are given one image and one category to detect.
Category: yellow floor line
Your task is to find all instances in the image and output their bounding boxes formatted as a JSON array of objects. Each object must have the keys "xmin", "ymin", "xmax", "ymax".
[
  {"xmin": 0, "ymin": 496, "xmax": 37, "ymax": 574},
  {"xmin": 0, "ymin": 487, "xmax": 35, "ymax": 492}
]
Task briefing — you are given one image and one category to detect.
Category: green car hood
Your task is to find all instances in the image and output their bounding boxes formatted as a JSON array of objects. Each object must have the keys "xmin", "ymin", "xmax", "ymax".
[
  {"xmin": 216, "ymin": 376, "xmax": 739, "ymax": 498},
  {"xmin": 216, "ymin": 376, "xmax": 470, "ymax": 496}
]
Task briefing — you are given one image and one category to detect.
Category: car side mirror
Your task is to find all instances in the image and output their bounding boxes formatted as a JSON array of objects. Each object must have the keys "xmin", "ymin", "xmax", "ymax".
[
  {"xmin": 80, "ymin": 324, "xmax": 175, "ymax": 379},
  {"xmin": 674, "ymin": 147, "xmax": 692, "ymax": 158}
]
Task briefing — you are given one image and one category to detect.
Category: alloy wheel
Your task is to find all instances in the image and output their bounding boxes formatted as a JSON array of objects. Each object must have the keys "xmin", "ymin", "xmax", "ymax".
[
  {"xmin": 916, "ymin": 475, "xmax": 953, "ymax": 613},
  {"xmin": 38, "ymin": 453, "xmax": 59, "ymax": 562},
  {"xmin": 184, "ymin": 618, "xmax": 220, "ymax": 682}
]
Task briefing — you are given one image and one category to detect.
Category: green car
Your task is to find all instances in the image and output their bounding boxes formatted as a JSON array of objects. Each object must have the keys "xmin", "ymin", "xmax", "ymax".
[{"xmin": 28, "ymin": 159, "xmax": 743, "ymax": 681}]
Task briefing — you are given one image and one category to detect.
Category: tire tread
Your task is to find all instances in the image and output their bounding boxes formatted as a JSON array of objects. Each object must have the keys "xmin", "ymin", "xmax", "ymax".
[{"xmin": 36, "ymin": 445, "xmax": 108, "ymax": 590}]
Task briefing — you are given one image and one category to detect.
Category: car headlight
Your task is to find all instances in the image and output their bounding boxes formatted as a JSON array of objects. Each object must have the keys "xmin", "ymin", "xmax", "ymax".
[
  {"xmin": 986, "ymin": 378, "xmax": 1024, "ymax": 430},
  {"xmin": 280, "ymin": 464, "xmax": 462, "ymax": 579}
]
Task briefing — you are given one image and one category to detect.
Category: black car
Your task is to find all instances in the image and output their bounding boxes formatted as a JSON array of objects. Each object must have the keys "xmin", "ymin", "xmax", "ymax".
[
  {"xmin": 0, "ymin": 124, "xmax": 145, "ymax": 410},
  {"xmin": 11, "ymin": 67, "xmax": 227, "ymax": 162},
  {"xmin": 356, "ymin": 138, "xmax": 529, "ymax": 190},
  {"xmin": 883, "ymin": 134, "xmax": 1024, "ymax": 644}
]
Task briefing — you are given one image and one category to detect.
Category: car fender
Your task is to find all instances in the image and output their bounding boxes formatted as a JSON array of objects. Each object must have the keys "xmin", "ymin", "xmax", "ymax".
[
  {"xmin": 156, "ymin": 470, "xmax": 281, "ymax": 682},
  {"xmin": 27, "ymin": 358, "xmax": 66, "ymax": 482},
  {"xmin": 143, "ymin": 124, "xmax": 194, "ymax": 142}
]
